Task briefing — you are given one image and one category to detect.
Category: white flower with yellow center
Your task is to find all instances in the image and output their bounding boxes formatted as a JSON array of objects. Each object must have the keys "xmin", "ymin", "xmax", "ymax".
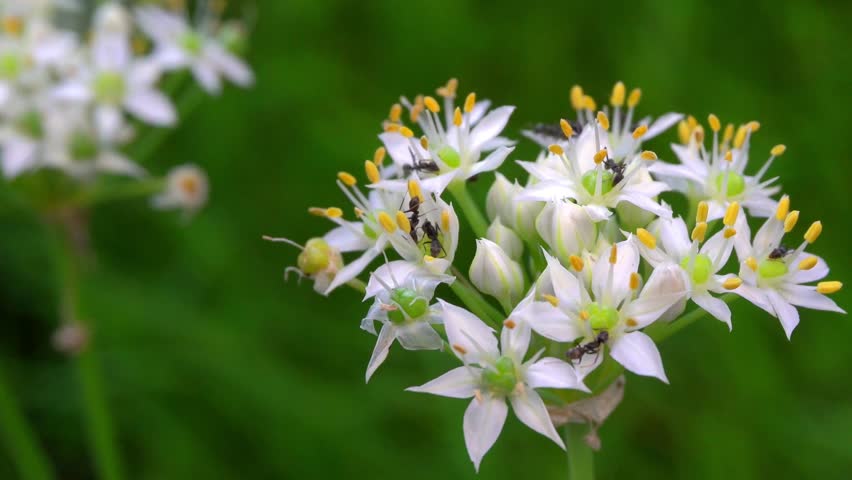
[
  {"xmin": 152, "ymin": 164, "xmax": 209, "ymax": 216},
  {"xmin": 649, "ymin": 115, "xmax": 781, "ymax": 221},
  {"xmin": 529, "ymin": 243, "xmax": 687, "ymax": 382},
  {"xmin": 407, "ymin": 300, "xmax": 586, "ymax": 472},
  {"xmin": 374, "ymin": 79, "xmax": 515, "ymax": 193},
  {"xmin": 634, "ymin": 201, "xmax": 747, "ymax": 329},
  {"xmin": 732, "ymin": 196, "xmax": 845, "ymax": 338}
]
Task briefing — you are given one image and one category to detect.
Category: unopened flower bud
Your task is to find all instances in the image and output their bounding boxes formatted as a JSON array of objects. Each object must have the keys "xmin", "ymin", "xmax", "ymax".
[
  {"xmin": 486, "ymin": 218, "xmax": 523, "ymax": 261},
  {"xmin": 469, "ymin": 239, "xmax": 525, "ymax": 308},
  {"xmin": 641, "ymin": 263, "xmax": 689, "ymax": 322},
  {"xmin": 486, "ymin": 173, "xmax": 542, "ymax": 240},
  {"xmin": 535, "ymin": 200, "xmax": 597, "ymax": 265},
  {"xmin": 152, "ymin": 164, "xmax": 209, "ymax": 216},
  {"xmin": 616, "ymin": 167, "xmax": 657, "ymax": 230},
  {"xmin": 486, "ymin": 173, "xmax": 514, "ymax": 222}
]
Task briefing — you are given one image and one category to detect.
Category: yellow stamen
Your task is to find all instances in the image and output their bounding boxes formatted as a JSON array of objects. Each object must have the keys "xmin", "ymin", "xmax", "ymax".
[
  {"xmin": 693, "ymin": 126, "xmax": 705, "ymax": 143},
  {"xmin": 692, "ymin": 222, "xmax": 708, "ymax": 242},
  {"xmin": 724, "ymin": 228, "xmax": 737, "ymax": 239},
  {"xmin": 697, "ymin": 201, "xmax": 709, "ymax": 223},
  {"xmin": 373, "ymin": 146, "xmax": 386, "ymax": 165},
  {"xmin": 723, "ymin": 202, "xmax": 740, "ymax": 227},
  {"xmin": 548, "ymin": 144, "xmax": 565, "ymax": 155},
  {"xmin": 708, "ymin": 114, "xmax": 721, "ymax": 132},
  {"xmin": 817, "ymin": 281, "xmax": 842, "ymax": 294},
  {"xmin": 630, "ymin": 272, "xmax": 641, "ymax": 290},
  {"xmin": 798, "ymin": 257, "xmax": 818, "ymax": 271},
  {"xmin": 570, "ymin": 85, "xmax": 584, "ymax": 110},
  {"xmin": 775, "ymin": 196, "xmax": 790, "ymax": 221},
  {"xmin": 396, "ymin": 211, "xmax": 411, "ymax": 233},
  {"xmin": 733, "ymin": 125, "xmax": 748, "ymax": 148},
  {"xmin": 724, "ymin": 151, "xmax": 733, "ymax": 162},
  {"xmin": 385, "ymin": 123, "xmax": 400, "ymax": 133},
  {"xmin": 582, "ymin": 95, "xmax": 597, "ymax": 111},
  {"xmin": 632, "ymin": 124, "xmax": 648, "ymax": 139},
  {"xmin": 747, "ymin": 120, "xmax": 761, "ymax": 132},
  {"xmin": 364, "ymin": 161, "xmax": 380, "ymax": 184},
  {"xmin": 627, "ymin": 88, "xmax": 642, "ymax": 108},
  {"xmin": 464, "ymin": 92, "xmax": 476, "ymax": 113},
  {"xmin": 771, "ymin": 144, "xmax": 786, "ymax": 156},
  {"xmin": 377, "ymin": 212, "xmax": 397, "ymax": 233},
  {"xmin": 804, "ymin": 221, "xmax": 822, "ymax": 244},
  {"xmin": 636, "ymin": 228, "xmax": 657, "ymax": 249},
  {"xmin": 325, "ymin": 207, "xmax": 343, "ymax": 218},
  {"xmin": 640, "ymin": 150, "xmax": 657, "ymax": 161},
  {"xmin": 407, "ymin": 179, "xmax": 423, "ymax": 203},
  {"xmin": 611, "ymin": 81, "xmax": 626, "ymax": 107},
  {"xmin": 436, "ymin": 78, "xmax": 458, "ymax": 97},
  {"xmin": 723, "ymin": 123, "xmax": 735, "ymax": 143},
  {"xmin": 354, "ymin": 207, "xmax": 364, "ymax": 218},
  {"xmin": 2, "ymin": 16, "xmax": 23, "ymax": 36},
  {"xmin": 410, "ymin": 104, "xmax": 423, "ymax": 123},
  {"xmin": 784, "ymin": 211, "xmax": 799, "ymax": 233},
  {"xmin": 687, "ymin": 116, "xmax": 698, "ymax": 130},
  {"xmin": 594, "ymin": 149, "xmax": 608, "ymax": 164},
  {"xmin": 389, "ymin": 103, "xmax": 402, "ymax": 122},
  {"xmin": 626, "ymin": 318, "xmax": 638, "ymax": 328},
  {"xmin": 579, "ymin": 310, "xmax": 590, "ymax": 321},
  {"xmin": 745, "ymin": 256, "xmax": 758, "ymax": 271},
  {"xmin": 609, "ymin": 244, "xmax": 618, "ymax": 264},
  {"xmin": 677, "ymin": 120, "xmax": 690, "ymax": 145},
  {"xmin": 452, "ymin": 344, "xmax": 467, "ymax": 355},
  {"xmin": 722, "ymin": 277, "xmax": 743, "ymax": 290},
  {"xmin": 542, "ymin": 294, "xmax": 559, "ymax": 307},
  {"xmin": 423, "ymin": 96, "xmax": 440, "ymax": 113},
  {"xmin": 503, "ymin": 319, "xmax": 517, "ymax": 329},
  {"xmin": 597, "ymin": 111, "xmax": 610, "ymax": 131},
  {"xmin": 308, "ymin": 207, "xmax": 326, "ymax": 217},
  {"xmin": 420, "ymin": 136, "xmax": 429, "ymax": 150},
  {"xmin": 560, "ymin": 118, "xmax": 574, "ymax": 138},
  {"xmin": 441, "ymin": 209, "xmax": 451, "ymax": 231},
  {"xmin": 569, "ymin": 255, "xmax": 584, "ymax": 271},
  {"xmin": 399, "ymin": 126, "xmax": 414, "ymax": 138},
  {"xmin": 453, "ymin": 107, "xmax": 462, "ymax": 126},
  {"xmin": 337, "ymin": 171, "xmax": 357, "ymax": 187}
]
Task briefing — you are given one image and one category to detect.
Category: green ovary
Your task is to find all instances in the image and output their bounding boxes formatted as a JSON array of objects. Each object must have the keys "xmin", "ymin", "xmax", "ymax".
[
  {"xmin": 581, "ymin": 170, "xmax": 614, "ymax": 196},
  {"xmin": 93, "ymin": 72, "xmax": 126, "ymax": 104},
  {"xmin": 297, "ymin": 238, "xmax": 332, "ymax": 275},
  {"xmin": 16, "ymin": 111, "xmax": 42, "ymax": 139},
  {"xmin": 363, "ymin": 220, "xmax": 378, "ymax": 240},
  {"xmin": 437, "ymin": 145, "xmax": 461, "ymax": 168},
  {"xmin": 180, "ymin": 31, "xmax": 204, "ymax": 56},
  {"xmin": 758, "ymin": 259, "xmax": 788, "ymax": 279},
  {"xmin": 587, "ymin": 303, "xmax": 619, "ymax": 331},
  {"xmin": 0, "ymin": 53, "xmax": 22, "ymax": 79},
  {"xmin": 482, "ymin": 356, "xmax": 518, "ymax": 395},
  {"xmin": 388, "ymin": 288, "xmax": 428, "ymax": 323},
  {"xmin": 713, "ymin": 172, "xmax": 746, "ymax": 197},
  {"xmin": 680, "ymin": 254, "xmax": 713, "ymax": 285},
  {"xmin": 69, "ymin": 133, "xmax": 98, "ymax": 161}
]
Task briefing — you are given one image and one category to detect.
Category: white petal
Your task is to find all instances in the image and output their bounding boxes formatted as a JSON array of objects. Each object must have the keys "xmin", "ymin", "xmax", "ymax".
[
  {"xmin": 625, "ymin": 282, "xmax": 687, "ymax": 329},
  {"xmin": 643, "ymin": 112, "xmax": 684, "ymax": 140},
  {"xmin": 543, "ymin": 252, "xmax": 583, "ymax": 311},
  {"xmin": 364, "ymin": 260, "xmax": 416, "ymax": 298},
  {"xmin": 95, "ymin": 105, "xmax": 124, "ymax": 143},
  {"xmin": 406, "ymin": 366, "xmax": 479, "ymax": 398},
  {"xmin": 753, "ymin": 217, "xmax": 784, "ymax": 257},
  {"xmin": 671, "ymin": 143, "xmax": 708, "ymax": 173},
  {"xmin": 790, "ymin": 255, "xmax": 830, "ymax": 284},
  {"xmin": 463, "ymin": 395, "xmax": 508, "ymax": 472},
  {"xmin": 658, "ymin": 217, "xmax": 691, "ymax": 259},
  {"xmin": 379, "ymin": 131, "xmax": 425, "ymax": 167},
  {"xmin": 691, "ymin": 293, "xmax": 732, "ymax": 330},
  {"xmin": 440, "ymin": 300, "xmax": 499, "ymax": 363},
  {"xmin": 205, "ymin": 44, "xmax": 254, "ymax": 87},
  {"xmin": 1, "ymin": 139, "xmax": 37, "ymax": 178},
  {"xmin": 420, "ymin": 170, "xmax": 458, "ymax": 195},
  {"xmin": 700, "ymin": 228, "xmax": 735, "ymax": 272},
  {"xmin": 96, "ymin": 151, "xmax": 146, "ymax": 177},
  {"xmin": 324, "ymin": 248, "xmax": 381, "ymax": 295},
  {"xmin": 583, "ymin": 204, "xmax": 614, "ymax": 222},
  {"xmin": 53, "ymin": 81, "xmax": 93, "ymax": 102},
  {"xmin": 617, "ymin": 188, "xmax": 672, "ymax": 218},
  {"xmin": 467, "ymin": 99, "xmax": 492, "ymax": 125},
  {"xmin": 467, "ymin": 146, "xmax": 513, "ymax": 178},
  {"xmin": 766, "ymin": 289, "xmax": 799, "ymax": 339},
  {"xmin": 510, "ymin": 389, "xmax": 565, "ymax": 449},
  {"xmin": 323, "ymin": 224, "xmax": 371, "ymax": 253},
  {"xmin": 780, "ymin": 284, "xmax": 845, "ymax": 314},
  {"xmin": 517, "ymin": 180, "xmax": 577, "ymax": 202},
  {"xmin": 729, "ymin": 282, "xmax": 773, "ymax": 314},
  {"xmin": 192, "ymin": 63, "xmax": 221, "ymax": 94},
  {"xmin": 525, "ymin": 357, "xmax": 588, "ymax": 392},
  {"xmin": 648, "ymin": 161, "xmax": 706, "ymax": 185},
  {"xmin": 124, "ymin": 89, "xmax": 176, "ymax": 125},
  {"xmin": 500, "ymin": 316, "xmax": 531, "ymax": 362},
  {"xmin": 396, "ymin": 322, "xmax": 444, "ymax": 350},
  {"xmin": 469, "ymin": 106, "xmax": 515, "ymax": 152},
  {"xmin": 365, "ymin": 323, "xmax": 396, "ymax": 382},
  {"xmin": 592, "ymin": 240, "xmax": 639, "ymax": 306},
  {"xmin": 609, "ymin": 331, "xmax": 668, "ymax": 383}
]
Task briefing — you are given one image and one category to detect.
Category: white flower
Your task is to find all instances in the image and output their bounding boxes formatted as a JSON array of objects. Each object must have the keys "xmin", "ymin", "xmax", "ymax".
[
  {"xmin": 486, "ymin": 217, "xmax": 523, "ymax": 261},
  {"xmin": 152, "ymin": 164, "xmax": 209, "ymax": 216},
  {"xmin": 374, "ymin": 79, "xmax": 515, "ymax": 193},
  {"xmin": 649, "ymin": 116, "xmax": 781, "ymax": 221},
  {"xmin": 361, "ymin": 268, "xmax": 447, "ymax": 381},
  {"xmin": 535, "ymin": 198, "xmax": 598, "ymax": 266},
  {"xmin": 528, "ymin": 243, "xmax": 687, "ymax": 382},
  {"xmin": 407, "ymin": 300, "xmax": 586, "ymax": 471},
  {"xmin": 134, "ymin": 6, "xmax": 254, "ymax": 94},
  {"xmin": 633, "ymin": 201, "xmax": 745, "ymax": 329},
  {"xmin": 469, "ymin": 238, "xmax": 525, "ymax": 309},
  {"xmin": 732, "ymin": 196, "xmax": 845, "ymax": 338}
]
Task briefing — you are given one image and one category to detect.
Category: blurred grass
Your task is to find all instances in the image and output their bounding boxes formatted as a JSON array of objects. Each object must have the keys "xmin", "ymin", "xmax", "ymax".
[{"xmin": 1, "ymin": 0, "xmax": 852, "ymax": 478}]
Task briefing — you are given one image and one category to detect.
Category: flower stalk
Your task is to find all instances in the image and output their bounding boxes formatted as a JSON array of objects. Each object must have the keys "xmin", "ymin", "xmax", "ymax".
[
  {"xmin": 0, "ymin": 368, "xmax": 55, "ymax": 480},
  {"xmin": 448, "ymin": 181, "xmax": 489, "ymax": 238},
  {"xmin": 565, "ymin": 423, "xmax": 595, "ymax": 480}
]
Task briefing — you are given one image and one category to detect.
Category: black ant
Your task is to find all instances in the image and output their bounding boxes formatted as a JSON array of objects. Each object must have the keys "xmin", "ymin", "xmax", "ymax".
[
  {"xmin": 402, "ymin": 147, "xmax": 439, "ymax": 176},
  {"xmin": 768, "ymin": 245, "xmax": 792, "ymax": 259},
  {"xmin": 528, "ymin": 121, "xmax": 584, "ymax": 143},
  {"xmin": 603, "ymin": 156, "xmax": 625, "ymax": 186},
  {"xmin": 566, "ymin": 330, "xmax": 609, "ymax": 364},
  {"xmin": 402, "ymin": 196, "xmax": 423, "ymax": 242},
  {"xmin": 421, "ymin": 220, "xmax": 446, "ymax": 258}
]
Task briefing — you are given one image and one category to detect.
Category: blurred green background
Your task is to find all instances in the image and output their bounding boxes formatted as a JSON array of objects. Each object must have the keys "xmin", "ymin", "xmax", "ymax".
[{"xmin": 2, "ymin": 0, "xmax": 852, "ymax": 478}]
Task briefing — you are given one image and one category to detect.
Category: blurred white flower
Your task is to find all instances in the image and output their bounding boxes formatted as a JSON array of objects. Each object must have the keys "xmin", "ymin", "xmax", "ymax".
[{"xmin": 152, "ymin": 164, "xmax": 209, "ymax": 215}]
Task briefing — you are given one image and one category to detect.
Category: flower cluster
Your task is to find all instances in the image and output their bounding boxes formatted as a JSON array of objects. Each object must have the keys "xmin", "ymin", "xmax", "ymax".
[
  {"xmin": 0, "ymin": 0, "xmax": 252, "ymax": 214},
  {"xmin": 270, "ymin": 79, "xmax": 845, "ymax": 471}
]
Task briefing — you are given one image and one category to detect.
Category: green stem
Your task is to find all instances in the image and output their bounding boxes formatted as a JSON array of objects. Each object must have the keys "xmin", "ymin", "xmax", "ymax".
[
  {"xmin": 564, "ymin": 423, "xmax": 595, "ymax": 480},
  {"xmin": 448, "ymin": 181, "xmax": 489, "ymax": 238},
  {"xmin": 449, "ymin": 267, "xmax": 504, "ymax": 327},
  {"xmin": 0, "ymin": 368, "xmax": 55, "ymax": 480}
]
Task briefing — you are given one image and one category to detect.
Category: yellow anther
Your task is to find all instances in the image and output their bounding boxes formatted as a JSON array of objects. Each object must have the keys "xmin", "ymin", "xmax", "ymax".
[
  {"xmin": 697, "ymin": 201, "xmax": 709, "ymax": 223},
  {"xmin": 424, "ymin": 255, "xmax": 435, "ymax": 262},
  {"xmin": 632, "ymin": 124, "xmax": 648, "ymax": 139},
  {"xmin": 724, "ymin": 228, "xmax": 737, "ymax": 239},
  {"xmin": 548, "ymin": 144, "xmax": 565, "ymax": 155},
  {"xmin": 441, "ymin": 209, "xmax": 451, "ymax": 231},
  {"xmin": 687, "ymin": 115, "xmax": 698, "ymax": 130},
  {"xmin": 420, "ymin": 136, "xmax": 429, "ymax": 150},
  {"xmin": 423, "ymin": 96, "xmax": 440, "ymax": 113},
  {"xmin": 784, "ymin": 211, "xmax": 799, "ymax": 233},
  {"xmin": 771, "ymin": 144, "xmax": 786, "ymax": 156},
  {"xmin": 400, "ymin": 126, "xmax": 414, "ymax": 138},
  {"xmin": 385, "ymin": 123, "xmax": 400, "ymax": 133},
  {"xmin": 627, "ymin": 88, "xmax": 642, "ymax": 108},
  {"xmin": 693, "ymin": 126, "xmax": 705, "ymax": 143},
  {"xmin": 798, "ymin": 257, "xmax": 818, "ymax": 271},
  {"xmin": 570, "ymin": 85, "xmax": 584, "ymax": 110},
  {"xmin": 364, "ymin": 161, "xmax": 380, "ymax": 184},
  {"xmin": 722, "ymin": 277, "xmax": 743, "ymax": 290},
  {"xmin": 611, "ymin": 81, "xmax": 626, "ymax": 107},
  {"xmin": 308, "ymin": 207, "xmax": 326, "ymax": 217},
  {"xmin": 2, "ymin": 16, "xmax": 23, "ymax": 36},
  {"xmin": 817, "ymin": 281, "xmax": 842, "ymax": 294},
  {"xmin": 747, "ymin": 121, "xmax": 761, "ymax": 133},
  {"xmin": 579, "ymin": 310, "xmax": 590, "ymax": 321},
  {"xmin": 692, "ymin": 222, "xmax": 708, "ymax": 242},
  {"xmin": 630, "ymin": 272, "xmax": 641, "ymax": 290},
  {"xmin": 597, "ymin": 111, "xmax": 610, "ymax": 131},
  {"xmin": 775, "ymin": 196, "xmax": 790, "ymax": 221},
  {"xmin": 569, "ymin": 255, "xmax": 584, "ymax": 271},
  {"xmin": 436, "ymin": 78, "xmax": 458, "ymax": 97},
  {"xmin": 733, "ymin": 125, "xmax": 748, "ymax": 148},
  {"xmin": 560, "ymin": 118, "xmax": 574, "ymax": 138},
  {"xmin": 640, "ymin": 150, "xmax": 658, "ymax": 161},
  {"xmin": 804, "ymin": 221, "xmax": 822, "ymax": 244},
  {"xmin": 626, "ymin": 318, "xmax": 638, "ymax": 328},
  {"xmin": 377, "ymin": 212, "xmax": 397, "ymax": 233},
  {"xmin": 723, "ymin": 202, "xmax": 740, "ymax": 227},
  {"xmin": 723, "ymin": 123, "xmax": 735, "ymax": 143},
  {"xmin": 745, "ymin": 256, "xmax": 758, "ymax": 271},
  {"xmin": 410, "ymin": 104, "xmax": 423, "ymax": 123},
  {"xmin": 609, "ymin": 244, "xmax": 618, "ymax": 264},
  {"xmin": 464, "ymin": 92, "xmax": 476, "ymax": 113},
  {"xmin": 636, "ymin": 228, "xmax": 657, "ymax": 249},
  {"xmin": 582, "ymin": 95, "xmax": 597, "ymax": 111},
  {"xmin": 724, "ymin": 150, "xmax": 733, "ymax": 162},
  {"xmin": 389, "ymin": 103, "xmax": 402, "ymax": 122},
  {"xmin": 677, "ymin": 120, "xmax": 690, "ymax": 145},
  {"xmin": 542, "ymin": 294, "xmax": 559, "ymax": 307},
  {"xmin": 325, "ymin": 207, "xmax": 343, "ymax": 218},
  {"xmin": 396, "ymin": 211, "xmax": 411, "ymax": 233},
  {"xmin": 337, "ymin": 171, "xmax": 357, "ymax": 187},
  {"xmin": 453, "ymin": 107, "xmax": 463, "ymax": 126},
  {"xmin": 708, "ymin": 114, "xmax": 721, "ymax": 132},
  {"xmin": 373, "ymin": 146, "xmax": 386, "ymax": 165},
  {"xmin": 594, "ymin": 149, "xmax": 608, "ymax": 164},
  {"xmin": 407, "ymin": 179, "xmax": 423, "ymax": 202},
  {"xmin": 503, "ymin": 319, "xmax": 517, "ymax": 329},
  {"xmin": 354, "ymin": 207, "xmax": 364, "ymax": 218},
  {"xmin": 452, "ymin": 344, "xmax": 468, "ymax": 355}
]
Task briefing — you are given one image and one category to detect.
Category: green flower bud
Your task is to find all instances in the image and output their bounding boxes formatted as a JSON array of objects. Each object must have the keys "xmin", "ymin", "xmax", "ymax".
[
  {"xmin": 680, "ymin": 254, "xmax": 713, "ymax": 285},
  {"xmin": 470, "ymin": 239, "xmax": 525, "ymax": 308},
  {"xmin": 486, "ymin": 218, "xmax": 523, "ymax": 261},
  {"xmin": 587, "ymin": 303, "xmax": 619, "ymax": 331},
  {"xmin": 482, "ymin": 356, "xmax": 518, "ymax": 395}
]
